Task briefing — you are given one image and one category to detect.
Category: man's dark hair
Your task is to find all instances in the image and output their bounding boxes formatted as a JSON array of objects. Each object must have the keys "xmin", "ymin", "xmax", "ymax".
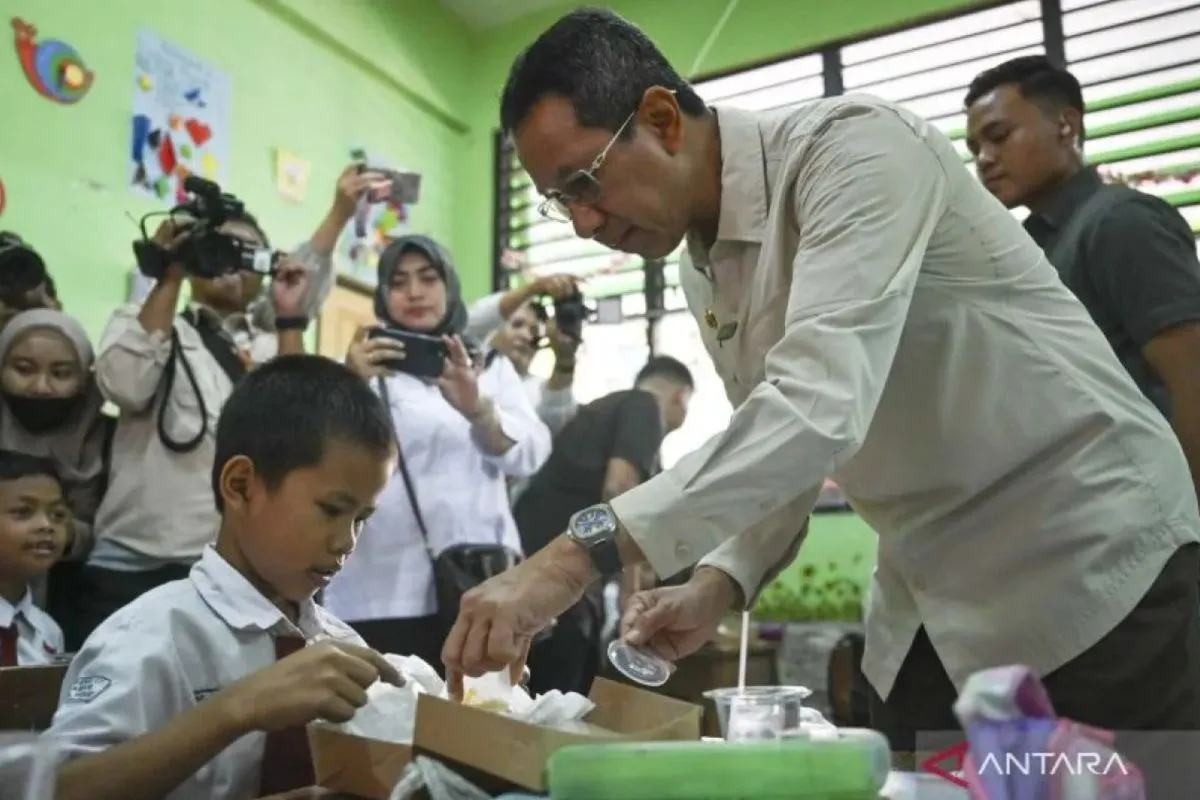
[
  {"xmin": 0, "ymin": 450, "xmax": 60, "ymax": 486},
  {"xmin": 211, "ymin": 355, "xmax": 394, "ymax": 512},
  {"xmin": 965, "ymin": 55, "xmax": 1086, "ymax": 140},
  {"xmin": 635, "ymin": 355, "xmax": 693, "ymax": 389},
  {"xmin": 500, "ymin": 7, "xmax": 707, "ymax": 136},
  {"xmin": 44, "ymin": 274, "xmax": 56, "ymax": 302}
]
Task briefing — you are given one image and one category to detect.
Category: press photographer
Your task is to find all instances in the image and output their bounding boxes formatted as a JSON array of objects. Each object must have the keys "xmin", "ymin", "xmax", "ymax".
[
  {"xmin": 466, "ymin": 273, "xmax": 584, "ymax": 436},
  {"xmin": 69, "ymin": 166, "xmax": 376, "ymax": 644}
]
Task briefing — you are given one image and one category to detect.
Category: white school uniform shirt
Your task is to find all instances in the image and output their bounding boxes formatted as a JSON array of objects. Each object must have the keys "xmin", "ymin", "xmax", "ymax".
[
  {"xmin": 323, "ymin": 356, "xmax": 552, "ymax": 621},
  {"xmin": 0, "ymin": 588, "xmax": 64, "ymax": 665},
  {"xmin": 607, "ymin": 97, "xmax": 1200, "ymax": 699},
  {"xmin": 44, "ymin": 546, "xmax": 363, "ymax": 800}
]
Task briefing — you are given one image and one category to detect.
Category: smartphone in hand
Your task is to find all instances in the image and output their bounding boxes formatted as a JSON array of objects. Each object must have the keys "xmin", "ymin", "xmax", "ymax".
[{"xmin": 367, "ymin": 327, "xmax": 447, "ymax": 378}]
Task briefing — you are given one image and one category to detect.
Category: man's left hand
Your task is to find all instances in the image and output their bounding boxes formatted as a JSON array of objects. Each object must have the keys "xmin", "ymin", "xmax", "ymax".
[
  {"xmin": 270, "ymin": 257, "xmax": 310, "ymax": 317},
  {"xmin": 442, "ymin": 536, "xmax": 595, "ymax": 697}
]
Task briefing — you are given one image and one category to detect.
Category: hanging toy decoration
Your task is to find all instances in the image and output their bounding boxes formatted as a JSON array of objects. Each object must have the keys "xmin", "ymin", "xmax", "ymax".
[{"xmin": 11, "ymin": 18, "xmax": 94, "ymax": 105}]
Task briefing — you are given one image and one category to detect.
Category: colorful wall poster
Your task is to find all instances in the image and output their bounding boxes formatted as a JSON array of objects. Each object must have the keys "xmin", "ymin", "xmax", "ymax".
[
  {"xmin": 129, "ymin": 29, "xmax": 232, "ymax": 204},
  {"xmin": 274, "ymin": 148, "xmax": 311, "ymax": 203},
  {"xmin": 335, "ymin": 147, "xmax": 414, "ymax": 285}
]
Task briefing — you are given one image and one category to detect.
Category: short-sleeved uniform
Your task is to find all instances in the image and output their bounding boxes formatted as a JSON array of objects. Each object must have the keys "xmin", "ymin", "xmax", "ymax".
[
  {"xmin": 0, "ymin": 587, "xmax": 64, "ymax": 665},
  {"xmin": 43, "ymin": 546, "xmax": 364, "ymax": 800}
]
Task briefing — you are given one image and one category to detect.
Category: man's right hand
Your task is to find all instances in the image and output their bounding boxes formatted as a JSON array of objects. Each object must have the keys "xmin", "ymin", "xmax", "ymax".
[
  {"xmin": 216, "ymin": 640, "xmax": 402, "ymax": 733},
  {"xmin": 620, "ymin": 566, "xmax": 740, "ymax": 662},
  {"xmin": 345, "ymin": 325, "xmax": 405, "ymax": 380}
]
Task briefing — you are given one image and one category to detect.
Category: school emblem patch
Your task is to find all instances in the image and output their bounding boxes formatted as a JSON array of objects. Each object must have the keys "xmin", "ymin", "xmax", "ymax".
[{"xmin": 67, "ymin": 676, "xmax": 112, "ymax": 703}]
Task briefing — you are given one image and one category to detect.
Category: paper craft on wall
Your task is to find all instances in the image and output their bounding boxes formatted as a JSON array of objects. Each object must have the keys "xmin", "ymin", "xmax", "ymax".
[
  {"xmin": 274, "ymin": 148, "xmax": 311, "ymax": 203},
  {"xmin": 129, "ymin": 29, "xmax": 231, "ymax": 204},
  {"xmin": 335, "ymin": 147, "xmax": 415, "ymax": 285},
  {"xmin": 11, "ymin": 18, "xmax": 94, "ymax": 104}
]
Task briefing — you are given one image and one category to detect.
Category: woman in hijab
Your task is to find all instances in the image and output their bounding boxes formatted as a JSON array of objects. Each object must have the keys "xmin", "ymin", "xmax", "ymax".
[
  {"xmin": 326, "ymin": 235, "xmax": 551, "ymax": 668},
  {"xmin": 0, "ymin": 309, "xmax": 112, "ymax": 646}
]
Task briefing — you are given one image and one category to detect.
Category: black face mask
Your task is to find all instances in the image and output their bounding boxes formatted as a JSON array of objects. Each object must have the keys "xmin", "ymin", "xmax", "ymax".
[{"xmin": 2, "ymin": 391, "xmax": 83, "ymax": 433}]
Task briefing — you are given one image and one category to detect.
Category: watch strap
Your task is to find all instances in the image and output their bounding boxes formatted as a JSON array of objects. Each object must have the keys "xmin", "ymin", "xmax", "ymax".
[
  {"xmin": 588, "ymin": 536, "xmax": 622, "ymax": 578},
  {"xmin": 275, "ymin": 316, "xmax": 310, "ymax": 331}
]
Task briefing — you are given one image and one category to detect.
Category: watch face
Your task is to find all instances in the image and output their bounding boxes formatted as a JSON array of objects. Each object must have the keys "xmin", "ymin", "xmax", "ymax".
[{"xmin": 572, "ymin": 506, "xmax": 614, "ymax": 543}]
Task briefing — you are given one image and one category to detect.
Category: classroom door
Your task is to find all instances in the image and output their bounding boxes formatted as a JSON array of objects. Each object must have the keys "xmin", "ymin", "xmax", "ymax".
[{"xmin": 317, "ymin": 278, "xmax": 374, "ymax": 360}]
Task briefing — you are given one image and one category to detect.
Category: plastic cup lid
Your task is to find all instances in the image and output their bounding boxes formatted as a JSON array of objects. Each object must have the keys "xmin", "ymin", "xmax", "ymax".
[{"xmin": 607, "ymin": 640, "xmax": 674, "ymax": 687}]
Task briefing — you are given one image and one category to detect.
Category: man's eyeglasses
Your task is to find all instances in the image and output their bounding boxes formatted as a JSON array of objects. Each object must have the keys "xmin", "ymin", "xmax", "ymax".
[{"xmin": 537, "ymin": 110, "xmax": 636, "ymax": 223}]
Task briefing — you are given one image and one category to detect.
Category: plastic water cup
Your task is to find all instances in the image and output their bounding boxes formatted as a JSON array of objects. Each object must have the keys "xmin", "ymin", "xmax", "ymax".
[{"xmin": 703, "ymin": 686, "xmax": 812, "ymax": 741}]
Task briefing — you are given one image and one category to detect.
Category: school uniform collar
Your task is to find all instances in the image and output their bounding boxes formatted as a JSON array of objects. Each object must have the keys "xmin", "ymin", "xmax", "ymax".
[
  {"xmin": 190, "ymin": 546, "xmax": 325, "ymax": 638},
  {"xmin": 0, "ymin": 588, "xmax": 34, "ymax": 629}
]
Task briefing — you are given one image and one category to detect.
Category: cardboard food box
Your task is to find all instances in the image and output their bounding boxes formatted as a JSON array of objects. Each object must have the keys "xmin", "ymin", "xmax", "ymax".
[
  {"xmin": 414, "ymin": 677, "xmax": 701, "ymax": 793},
  {"xmin": 308, "ymin": 677, "xmax": 701, "ymax": 799},
  {"xmin": 308, "ymin": 724, "xmax": 414, "ymax": 800}
]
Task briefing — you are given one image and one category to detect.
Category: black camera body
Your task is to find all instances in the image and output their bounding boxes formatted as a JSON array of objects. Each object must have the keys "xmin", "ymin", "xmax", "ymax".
[
  {"xmin": 134, "ymin": 176, "xmax": 280, "ymax": 281},
  {"xmin": 552, "ymin": 290, "xmax": 592, "ymax": 341}
]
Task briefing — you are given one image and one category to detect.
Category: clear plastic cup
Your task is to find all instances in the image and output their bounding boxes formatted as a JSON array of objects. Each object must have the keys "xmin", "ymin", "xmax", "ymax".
[{"xmin": 703, "ymin": 686, "xmax": 812, "ymax": 741}]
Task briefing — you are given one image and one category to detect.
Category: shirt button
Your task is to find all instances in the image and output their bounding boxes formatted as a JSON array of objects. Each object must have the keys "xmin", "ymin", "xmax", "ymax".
[{"xmin": 674, "ymin": 542, "xmax": 692, "ymax": 562}]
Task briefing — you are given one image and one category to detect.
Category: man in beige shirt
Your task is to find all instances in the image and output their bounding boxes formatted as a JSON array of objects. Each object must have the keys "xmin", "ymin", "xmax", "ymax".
[{"xmin": 443, "ymin": 8, "xmax": 1200, "ymax": 746}]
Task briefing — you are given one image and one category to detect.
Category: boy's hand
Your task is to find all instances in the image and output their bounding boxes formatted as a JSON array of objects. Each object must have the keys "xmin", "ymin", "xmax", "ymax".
[{"xmin": 218, "ymin": 641, "xmax": 402, "ymax": 733}]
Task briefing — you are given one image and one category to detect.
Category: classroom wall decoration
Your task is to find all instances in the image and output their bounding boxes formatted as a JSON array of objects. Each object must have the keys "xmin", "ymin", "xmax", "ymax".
[
  {"xmin": 11, "ymin": 18, "xmax": 94, "ymax": 105},
  {"xmin": 335, "ymin": 147, "xmax": 413, "ymax": 285},
  {"xmin": 274, "ymin": 148, "xmax": 311, "ymax": 204},
  {"xmin": 130, "ymin": 29, "xmax": 231, "ymax": 204}
]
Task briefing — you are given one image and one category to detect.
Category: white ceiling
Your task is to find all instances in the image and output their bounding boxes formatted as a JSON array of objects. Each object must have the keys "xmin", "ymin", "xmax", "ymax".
[{"xmin": 437, "ymin": 0, "xmax": 570, "ymax": 30}]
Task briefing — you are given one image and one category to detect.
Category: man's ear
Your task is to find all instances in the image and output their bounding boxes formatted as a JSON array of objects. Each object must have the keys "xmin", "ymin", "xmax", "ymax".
[
  {"xmin": 1060, "ymin": 106, "xmax": 1084, "ymax": 150},
  {"xmin": 219, "ymin": 455, "xmax": 256, "ymax": 512},
  {"xmin": 641, "ymin": 85, "xmax": 685, "ymax": 155}
]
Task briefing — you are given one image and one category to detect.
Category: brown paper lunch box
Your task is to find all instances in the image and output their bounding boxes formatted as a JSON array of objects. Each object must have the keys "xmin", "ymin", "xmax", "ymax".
[{"xmin": 308, "ymin": 677, "xmax": 701, "ymax": 798}]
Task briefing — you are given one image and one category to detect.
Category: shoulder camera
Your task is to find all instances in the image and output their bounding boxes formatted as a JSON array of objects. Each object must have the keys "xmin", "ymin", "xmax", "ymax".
[{"xmin": 133, "ymin": 176, "xmax": 281, "ymax": 281}]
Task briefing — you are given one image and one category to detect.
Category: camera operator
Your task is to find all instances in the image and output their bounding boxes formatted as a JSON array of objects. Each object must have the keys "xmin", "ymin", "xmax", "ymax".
[
  {"xmin": 71, "ymin": 167, "xmax": 373, "ymax": 644},
  {"xmin": 465, "ymin": 274, "xmax": 581, "ymax": 435}
]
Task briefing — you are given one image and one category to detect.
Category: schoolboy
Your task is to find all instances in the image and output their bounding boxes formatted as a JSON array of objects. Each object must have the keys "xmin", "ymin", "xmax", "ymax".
[
  {"xmin": 45, "ymin": 355, "xmax": 402, "ymax": 800},
  {"xmin": 0, "ymin": 449, "xmax": 68, "ymax": 666}
]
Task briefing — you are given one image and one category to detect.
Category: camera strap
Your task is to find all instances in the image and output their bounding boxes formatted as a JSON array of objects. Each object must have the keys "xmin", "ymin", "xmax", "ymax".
[
  {"xmin": 181, "ymin": 308, "xmax": 247, "ymax": 386},
  {"xmin": 375, "ymin": 376, "xmax": 435, "ymax": 557}
]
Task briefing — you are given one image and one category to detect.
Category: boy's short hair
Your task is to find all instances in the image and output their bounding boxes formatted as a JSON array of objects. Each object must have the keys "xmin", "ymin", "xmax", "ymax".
[
  {"xmin": 0, "ymin": 450, "xmax": 61, "ymax": 486},
  {"xmin": 211, "ymin": 355, "xmax": 395, "ymax": 512}
]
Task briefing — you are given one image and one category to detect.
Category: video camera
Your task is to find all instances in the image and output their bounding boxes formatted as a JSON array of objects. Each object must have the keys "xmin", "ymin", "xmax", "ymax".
[{"xmin": 133, "ymin": 176, "xmax": 281, "ymax": 281}]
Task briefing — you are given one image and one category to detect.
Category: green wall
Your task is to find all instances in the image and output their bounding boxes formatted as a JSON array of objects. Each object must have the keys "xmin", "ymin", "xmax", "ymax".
[{"xmin": 0, "ymin": 0, "xmax": 472, "ymax": 338}]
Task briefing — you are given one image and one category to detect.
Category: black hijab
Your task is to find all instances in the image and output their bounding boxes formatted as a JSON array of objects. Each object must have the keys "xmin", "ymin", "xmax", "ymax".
[{"xmin": 375, "ymin": 234, "xmax": 468, "ymax": 336}]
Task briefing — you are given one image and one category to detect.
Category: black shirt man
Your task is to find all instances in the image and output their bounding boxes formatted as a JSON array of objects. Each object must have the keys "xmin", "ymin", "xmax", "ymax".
[
  {"xmin": 515, "ymin": 355, "xmax": 693, "ymax": 695},
  {"xmin": 966, "ymin": 55, "xmax": 1200, "ymax": 501}
]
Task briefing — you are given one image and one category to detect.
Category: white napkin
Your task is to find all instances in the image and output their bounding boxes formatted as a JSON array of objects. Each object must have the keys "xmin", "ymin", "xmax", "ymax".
[{"xmin": 335, "ymin": 655, "xmax": 595, "ymax": 744}]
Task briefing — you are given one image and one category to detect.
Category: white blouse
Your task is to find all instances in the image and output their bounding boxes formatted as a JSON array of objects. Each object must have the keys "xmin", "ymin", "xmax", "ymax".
[{"xmin": 323, "ymin": 357, "xmax": 551, "ymax": 620}]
